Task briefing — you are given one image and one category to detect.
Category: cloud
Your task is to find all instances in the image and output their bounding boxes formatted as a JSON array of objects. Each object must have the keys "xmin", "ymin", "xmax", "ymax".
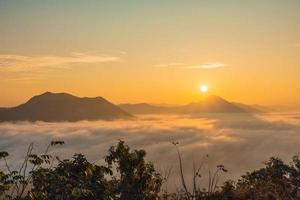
[
  {"xmin": 295, "ymin": 44, "xmax": 300, "ymax": 47},
  {"xmin": 153, "ymin": 62, "xmax": 227, "ymax": 69},
  {"xmin": 153, "ymin": 62, "xmax": 184, "ymax": 68},
  {"xmin": 185, "ymin": 63, "xmax": 227, "ymax": 69},
  {"xmin": 0, "ymin": 114, "xmax": 300, "ymax": 191},
  {"xmin": 0, "ymin": 52, "xmax": 120, "ymax": 72}
]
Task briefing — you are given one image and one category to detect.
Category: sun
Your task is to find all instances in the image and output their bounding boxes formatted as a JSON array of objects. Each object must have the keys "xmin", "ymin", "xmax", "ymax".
[{"xmin": 200, "ymin": 84, "xmax": 208, "ymax": 93}]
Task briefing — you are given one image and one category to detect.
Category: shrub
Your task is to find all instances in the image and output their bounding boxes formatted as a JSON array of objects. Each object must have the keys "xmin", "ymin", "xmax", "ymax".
[
  {"xmin": 0, "ymin": 141, "xmax": 162, "ymax": 200},
  {"xmin": 1, "ymin": 141, "xmax": 299, "ymax": 200}
]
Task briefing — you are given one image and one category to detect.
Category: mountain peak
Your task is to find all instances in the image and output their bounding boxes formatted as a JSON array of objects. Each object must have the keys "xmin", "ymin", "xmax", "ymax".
[
  {"xmin": 43, "ymin": 91, "xmax": 54, "ymax": 95},
  {"xmin": 27, "ymin": 92, "xmax": 76, "ymax": 105},
  {"xmin": 0, "ymin": 92, "xmax": 133, "ymax": 122},
  {"xmin": 183, "ymin": 95, "xmax": 246, "ymax": 113},
  {"xmin": 31, "ymin": 91, "xmax": 74, "ymax": 99},
  {"xmin": 203, "ymin": 95, "xmax": 227, "ymax": 102},
  {"xmin": 120, "ymin": 95, "xmax": 249, "ymax": 114},
  {"xmin": 39, "ymin": 91, "xmax": 74, "ymax": 97}
]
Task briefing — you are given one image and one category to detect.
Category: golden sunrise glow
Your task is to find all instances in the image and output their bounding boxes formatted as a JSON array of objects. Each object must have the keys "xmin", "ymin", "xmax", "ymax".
[
  {"xmin": 0, "ymin": 1, "xmax": 299, "ymax": 107},
  {"xmin": 200, "ymin": 84, "xmax": 208, "ymax": 93}
]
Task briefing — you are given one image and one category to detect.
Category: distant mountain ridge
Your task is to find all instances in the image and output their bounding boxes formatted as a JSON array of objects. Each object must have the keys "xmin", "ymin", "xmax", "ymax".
[
  {"xmin": 0, "ymin": 92, "xmax": 132, "ymax": 122},
  {"xmin": 119, "ymin": 103, "xmax": 174, "ymax": 114},
  {"xmin": 0, "ymin": 93, "xmax": 270, "ymax": 122},
  {"xmin": 120, "ymin": 95, "xmax": 267, "ymax": 115},
  {"xmin": 232, "ymin": 102, "xmax": 273, "ymax": 113}
]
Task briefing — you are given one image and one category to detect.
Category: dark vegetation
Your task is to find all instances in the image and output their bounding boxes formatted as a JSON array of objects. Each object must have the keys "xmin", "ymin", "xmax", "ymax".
[{"xmin": 0, "ymin": 141, "xmax": 299, "ymax": 200}]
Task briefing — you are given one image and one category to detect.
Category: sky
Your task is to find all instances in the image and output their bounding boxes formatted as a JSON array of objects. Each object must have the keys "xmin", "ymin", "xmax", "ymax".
[{"xmin": 0, "ymin": 0, "xmax": 300, "ymax": 107}]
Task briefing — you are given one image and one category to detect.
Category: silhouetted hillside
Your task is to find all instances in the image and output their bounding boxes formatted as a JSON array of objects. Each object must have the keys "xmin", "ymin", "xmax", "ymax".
[
  {"xmin": 181, "ymin": 95, "xmax": 246, "ymax": 113},
  {"xmin": 233, "ymin": 102, "xmax": 272, "ymax": 113},
  {"xmin": 0, "ymin": 92, "xmax": 133, "ymax": 122},
  {"xmin": 120, "ymin": 95, "xmax": 249, "ymax": 114},
  {"xmin": 119, "ymin": 103, "xmax": 177, "ymax": 114}
]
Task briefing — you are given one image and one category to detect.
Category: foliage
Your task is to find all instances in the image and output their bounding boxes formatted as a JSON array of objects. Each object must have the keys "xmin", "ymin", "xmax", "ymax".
[
  {"xmin": 0, "ymin": 140, "xmax": 299, "ymax": 200},
  {"xmin": 167, "ymin": 156, "xmax": 300, "ymax": 200},
  {"xmin": 0, "ymin": 140, "xmax": 162, "ymax": 200},
  {"xmin": 225, "ymin": 156, "xmax": 300, "ymax": 200},
  {"xmin": 29, "ymin": 154, "xmax": 112, "ymax": 200},
  {"xmin": 106, "ymin": 140, "xmax": 162, "ymax": 200}
]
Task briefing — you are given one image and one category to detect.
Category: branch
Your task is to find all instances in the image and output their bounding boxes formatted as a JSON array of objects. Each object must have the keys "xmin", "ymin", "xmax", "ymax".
[{"xmin": 174, "ymin": 144, "xmax": 190, "ymax": 200}]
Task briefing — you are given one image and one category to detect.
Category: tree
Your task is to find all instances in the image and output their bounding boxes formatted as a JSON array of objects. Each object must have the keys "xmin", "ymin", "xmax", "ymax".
[
  {"xmin": 0, "ymin": 140, "xmax": 162, "ymax": 200},
  {"xmin": 106, "ymin": 140, "xmax": 162, "ymax": 200},
  {"xmin": 232, "ymin": 156, "xmax": 300, "ymax": 200},
  {"xmin": 1, "ymin": 140, "xmax": 300, "ymax": 200}
]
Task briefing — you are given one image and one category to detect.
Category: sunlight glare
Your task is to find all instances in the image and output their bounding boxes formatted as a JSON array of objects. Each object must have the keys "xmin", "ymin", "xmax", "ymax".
[{"xmin": 200, "ymin": 84, "xmax": 208, "ymax": 93}]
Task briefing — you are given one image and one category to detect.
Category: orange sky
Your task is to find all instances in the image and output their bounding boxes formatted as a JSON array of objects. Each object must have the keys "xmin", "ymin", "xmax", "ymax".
[{"xmin": 0, "ymin": 1, "xmax": 300, "ymax": 107}]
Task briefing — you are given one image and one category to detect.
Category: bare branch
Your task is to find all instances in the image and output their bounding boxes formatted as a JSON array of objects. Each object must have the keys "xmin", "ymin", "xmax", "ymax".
[{"xmin": 173, "ymin": 142, "xmax": 191, "ymax": 200}]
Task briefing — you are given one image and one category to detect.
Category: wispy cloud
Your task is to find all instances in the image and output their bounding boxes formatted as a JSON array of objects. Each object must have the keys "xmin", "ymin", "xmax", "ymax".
[
  {"xmin": 153, "ymin": 62, "xmax": 184, "ymax": 68},
  {"xmin": 295, "ymin": 44, "xmax": 300, "ymax": 47},
  {"xmin": 153, "ymin": 62, "xmax": 227, "ymax": 69},
  {"xmin": 0, "ymin": 52, "xmax": 120, "ymax": 72},
  {"xmin": 185, "ymin": 63, "xmax": 227, "ymax": 69}
]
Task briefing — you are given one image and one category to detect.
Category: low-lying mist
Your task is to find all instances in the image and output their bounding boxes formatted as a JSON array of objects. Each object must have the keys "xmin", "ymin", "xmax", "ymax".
[{"xmin": 1, "ymin": 113, "xmax": 300, "ymax": 191}]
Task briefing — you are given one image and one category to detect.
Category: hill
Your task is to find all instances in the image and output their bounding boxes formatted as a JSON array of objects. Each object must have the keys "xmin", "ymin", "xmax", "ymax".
[
  {"xmin": 120, "ymin": 95, "xmax": 251, "ymax": 114},
  {"xmin": 180, "ymin": 95, "xmax": 247, "ymax": 114},
  {"xmin": 0, "ymin": 92, "xmax": 133, "ymax": 122},
  {"xmin": 119, "ymin": 103, "xmax": 178, "ymax": 114}
]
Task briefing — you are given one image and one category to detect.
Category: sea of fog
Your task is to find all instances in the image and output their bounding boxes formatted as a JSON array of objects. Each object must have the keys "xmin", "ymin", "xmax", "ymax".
[{"xmin": 0, "ymin": 113, "xmax": 300, "ymax": 191}]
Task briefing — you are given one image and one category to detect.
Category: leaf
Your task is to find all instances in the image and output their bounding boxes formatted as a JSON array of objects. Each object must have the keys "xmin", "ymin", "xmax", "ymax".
[
  {"xmin": 51, "ymin": 141, "xmax": 65, "ymax": 146},
  {"xmin": 0, "ymin": 151, "xmax": 9, "ymax": 159},
  {"xmin": 71, "ymin": 187, "xmax": 82, "ymax": 197}
]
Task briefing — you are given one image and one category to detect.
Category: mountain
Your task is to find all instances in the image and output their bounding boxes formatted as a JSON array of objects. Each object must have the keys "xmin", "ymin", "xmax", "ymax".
[
  {"xmin": 180, "ymin": 95, "xmax": 247, "ymax": 114},
  {"xmin": 119, "ymin": 103, "xmax": 177, "ymax": 114},
  {"xmin": 232, "ymin": 102, "xmax": 272, "ymax": 113},
  {"xmin": 0, "ymin": 92, "xmax": 133, "ymax": 122},
  {"xmin": 120, "ymin": 95, "xmax": 249, "ymax": 114}
]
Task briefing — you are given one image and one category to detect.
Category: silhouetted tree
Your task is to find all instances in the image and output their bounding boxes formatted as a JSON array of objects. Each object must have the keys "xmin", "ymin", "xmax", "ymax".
[
  {"xmin": 29, "ymin": 154, "xmax": 112, "ymax": 200},
  {"xmin": 106, "ymin": 140, "xmax": 162, "ymax": 200},
  {"xmin": 1, "ymin": 141, "xmax": 300, "ymax": 200},
  {"xmin": 0, "ymin": 140, "xmax": 162, "ymax": 200}
]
